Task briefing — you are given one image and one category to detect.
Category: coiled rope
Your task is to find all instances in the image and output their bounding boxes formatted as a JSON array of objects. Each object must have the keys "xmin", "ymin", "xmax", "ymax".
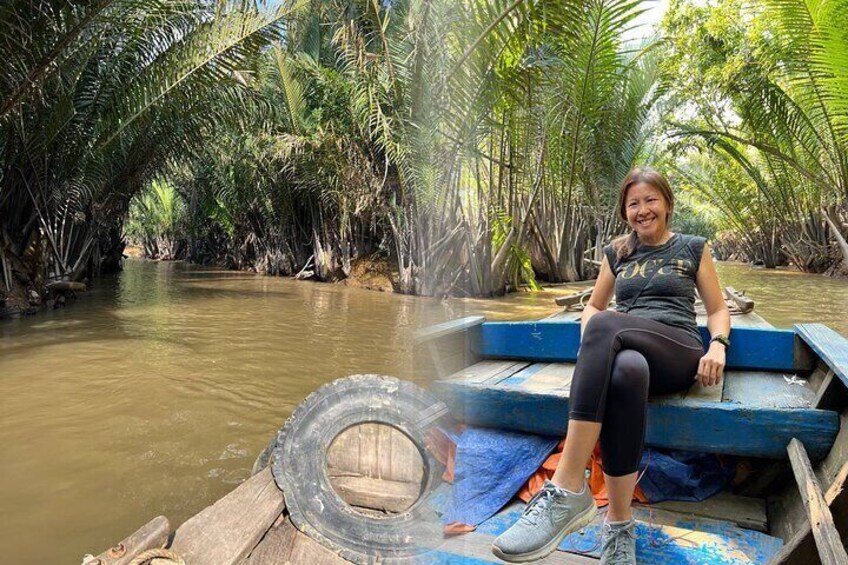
[{"xmin": 128, "ymin": 548, "xmax": 185, "ymax": 565}]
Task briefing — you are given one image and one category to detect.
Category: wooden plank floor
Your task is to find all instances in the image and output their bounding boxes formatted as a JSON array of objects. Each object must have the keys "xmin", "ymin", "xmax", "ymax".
[{"xmin": 422, "ymin": 493, "xmax": 781, "ymax": 564}]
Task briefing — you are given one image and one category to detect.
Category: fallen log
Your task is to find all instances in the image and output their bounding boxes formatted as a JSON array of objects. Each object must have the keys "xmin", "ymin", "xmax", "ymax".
[
  {"xmin": 554, "ymin": 288, "xmax": 594, "ymax": 309},
  {"xmin": 725, "ymin": 286, "xmax": 754, "ymax": 314},
  {"xmin": 46, "ymin": 280, "xmax": 86, "ymax": 292}
]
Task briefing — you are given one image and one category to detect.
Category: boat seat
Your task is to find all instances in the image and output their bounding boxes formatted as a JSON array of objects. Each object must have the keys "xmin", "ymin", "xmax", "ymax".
[{"xmin": 432, "ymin": 360, "xmax": 839, "ymax": 460}]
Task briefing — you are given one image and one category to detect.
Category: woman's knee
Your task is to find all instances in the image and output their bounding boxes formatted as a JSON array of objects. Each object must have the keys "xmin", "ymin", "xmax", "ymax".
[
  {"xmin": 583, "ymin": 310, "xmax": 619, "ymax": 341},
  {"xmin": 610, "ymin": 350, "xmax": 649, "ymax": 394}
]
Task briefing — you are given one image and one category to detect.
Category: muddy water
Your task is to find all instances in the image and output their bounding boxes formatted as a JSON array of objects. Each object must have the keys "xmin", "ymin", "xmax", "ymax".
[{"xmin": 0, "ymin": 259, "xmax": 846, "ymax": 563}]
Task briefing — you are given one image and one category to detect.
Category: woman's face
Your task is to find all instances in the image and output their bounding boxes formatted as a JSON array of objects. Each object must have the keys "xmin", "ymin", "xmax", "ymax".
[{"xmin": 624, "ymin": 181, "xmax": 671, "ymax": 241}]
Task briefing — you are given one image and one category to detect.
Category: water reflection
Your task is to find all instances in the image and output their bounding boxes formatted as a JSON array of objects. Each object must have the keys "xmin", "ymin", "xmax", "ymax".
[{"xmin": 0, "ymin": 259, "xmax": 845, "ymax": 563}]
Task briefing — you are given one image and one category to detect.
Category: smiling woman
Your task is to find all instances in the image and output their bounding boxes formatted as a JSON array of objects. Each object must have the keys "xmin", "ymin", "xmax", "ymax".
[{"xmin": 492, "ymin": 167, "xmax": 731, "ymax": 564}]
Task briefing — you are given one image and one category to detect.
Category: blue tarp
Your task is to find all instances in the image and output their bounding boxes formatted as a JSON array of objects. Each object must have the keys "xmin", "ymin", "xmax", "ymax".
[
  {"xmin": 637, "ymin": 449, "xmax": 735, "ymax": 503},
  {"xmin": 441, "ymin": 427, "xmax": 559, "ymax": 526},
  {"xmin": 437, "ymin": 427, "xmax": 736, "ymax": 527}
]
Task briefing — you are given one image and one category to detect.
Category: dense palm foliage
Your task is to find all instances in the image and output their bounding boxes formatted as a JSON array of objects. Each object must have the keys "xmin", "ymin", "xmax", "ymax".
[
  {"xmin": 663, "ymin": 0, "xmax": 848, "ymax": 273},
  {"xmin": 123, "ymin": 0, "xmax": 665, "ymax": 296},
  {"xmin": 0, "ymin": 0, "xmax": 298, "ymax": 300},
  {"xmin": 2, "ymin": 0, "xmax": 847, "ymax": 308}
]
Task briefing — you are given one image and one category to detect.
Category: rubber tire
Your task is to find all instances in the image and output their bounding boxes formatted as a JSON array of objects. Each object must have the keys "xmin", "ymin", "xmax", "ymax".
[{"xmin": 271, "ymin": 374, "xmax": 449, "ymax": 564}]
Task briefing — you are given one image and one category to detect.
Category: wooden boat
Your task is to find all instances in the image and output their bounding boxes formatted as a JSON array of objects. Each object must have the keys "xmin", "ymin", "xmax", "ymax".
[{"xmin": 85, "ymin": 290, "xmax": 848, "ymax": 565}]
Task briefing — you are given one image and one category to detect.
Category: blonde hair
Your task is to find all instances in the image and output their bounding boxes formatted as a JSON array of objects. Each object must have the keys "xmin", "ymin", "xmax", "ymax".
[{"xmin": 611, "ymin": 167, "xmax": 675, "ymax": 260}]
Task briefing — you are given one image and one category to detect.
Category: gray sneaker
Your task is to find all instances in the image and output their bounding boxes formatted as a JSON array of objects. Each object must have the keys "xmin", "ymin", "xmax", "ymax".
[
  {"xmin": 491, "ymin": 480, "xmax": 597, "ymax": 562},
  {"xmin": 600, "ymin": 519, "xmax": 637, "ymax": 564}
]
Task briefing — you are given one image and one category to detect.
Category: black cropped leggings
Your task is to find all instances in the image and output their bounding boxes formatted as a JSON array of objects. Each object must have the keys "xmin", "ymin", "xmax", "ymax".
[{"xmin": 568, "ymin": 311, "xmax": 704, "ymax": 477}]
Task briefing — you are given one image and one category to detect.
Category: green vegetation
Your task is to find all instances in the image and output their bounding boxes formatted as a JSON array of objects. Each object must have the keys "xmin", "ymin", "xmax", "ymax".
[
  {"xmin": 1, "ymin": 0, "xmax": 846, "ymax": 307},
  {"xmin": 664, "ymin": 0, "xmax": 848, "ymax": 272}
]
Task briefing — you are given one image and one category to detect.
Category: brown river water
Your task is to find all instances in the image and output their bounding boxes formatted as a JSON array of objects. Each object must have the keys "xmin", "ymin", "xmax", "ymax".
[{"xmin": 1, "ymin": 259, "xmax": 846, "ymax": 563}]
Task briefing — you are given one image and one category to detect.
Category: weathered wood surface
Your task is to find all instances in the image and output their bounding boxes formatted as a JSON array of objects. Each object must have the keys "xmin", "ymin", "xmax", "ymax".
[
  {"xmin": 445, "ymin": 359, "xmax": 530, "ymax": 385},
  {"xmin": 651, "ymin": 492, "xmax": 767, "ymax": 532},
  {"xmin": 426, "ymin": 533, "xmax": 598, "ymax": 564},
  {"xmin": 415, "ymin": 316, "xmax": 486, "ymax": 343},
  {"xmin": 721, "ymin": 370, "xmax": 816, "ymax": 408},
  {"xmin": 773, "ymin": 401, "xmax": 848, "ymax": 545},
  {"xmin": 796, "ymin": 323, "xmax": 848, "ymax": 388},
  {"xmin": 459, "ymin": 499, "xmax": 781, "ymax": 564},
  {"xmin": 768, "ymin": 455, "xmax": 848, "ymax": 564},
  {"xmin": 554, "ymin": 289, "xmax": 594, "ymax": 308},
  {"xmin": 89, "ymin": 516, "xmax": 170, "ymax": 565},
  {"xmin": 287, "ymin": 523, "xmax": 353, "ymax": 565},
  {"xmin": 474, "ymin": 320, "xmax": 811, "ymax": 372},
  {"xmin": 820, "ymin": 411, "xmax": 848, "ymax": 493},
  {"xmin": 813, "ymin": 368, "xmax": 848, "ymax": 410},
  {"xmin": 168, "ymin": 467, "xmax": 285, "ymax": 565},
  {"xmin": 413, "ymin": 316, "xmax": 484, "ymax": 380},
  {"xmin": 725, "ymin": 286, "xmax": 754, "ymax": 314},
  {"xmin": 326, "ymin": 475, "xmax": 421, "ymax": 513},
  {"xmin": 784, "ymin": 438, "xmax": 848, "ymax": 565},
  {"xmin": 240, "ymin": 515, "xmax": 297, "ymax": 564},
  {"xmin": 434, "ymin": 361, "xmax": 839, "ymax": 459},
  {"xmin": 326, "ymin": 422, "xmax": 423, "ymax": 484},
  {"xmin": 241, "ymin": 515, "xmax": 351, "ymax": 565}
]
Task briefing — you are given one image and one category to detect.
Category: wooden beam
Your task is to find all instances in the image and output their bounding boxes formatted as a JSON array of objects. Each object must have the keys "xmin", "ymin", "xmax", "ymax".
[
  {"xmin": 414, "ymin": 316, "xmax": 485, "ymax": 343},
  {"xmin": 476, "ymin": 321, "xmax": 811, "ymax": 372},
  {"xmin": 327, "ymin": 475, "xmax": 421, "ymax": 513},
  {"xmin": 89, "ymin": 516, "xmax": 170, "ymax": 565},
  {"xmin": 414, "ymin": 316, "xmax": 485, "ymax": 380},
  {"xmin": 650, "ymin": 492, "xmax": 767, "ymax": 532},
  {"xmin": 784, "ymin": 439, "xmax": 848, "ymax": 565},
  {"xmin": 45, "ymin": 280, "xmax": 86, "ymax": 291},
  {"xmin": 169, "ymin": 467, "xmax": 285, "ymax": 565},
  {"xmin": 796, "ymin": 324, "xmax": 848, "ymax": 388},
  {"xmin": 432, "ymin": 382, "xmax": 839, "ymax": 459},
  {"xmin": 554, "ymin": 289, "xmax": 593, "ymax": 308},
  {"xmin": 813, "ymin": 369, "xmax": 848, "ymax": 410},
  {"xmin": 725, "ymin": 286, "xmax": 754, "ymax": 314},
  {"xmin": 240, "ymin": 515, "xmax": 297, "ymax": 564},
  {"xmin": 769, "ymin": 462, "xmax": 848, "ymax": 564}
]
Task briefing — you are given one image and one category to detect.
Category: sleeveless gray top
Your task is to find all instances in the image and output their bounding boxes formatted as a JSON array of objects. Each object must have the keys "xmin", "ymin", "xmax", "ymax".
[{"xmin": 603, "ymin": 233, "xmax": 706, "ymax": 343}]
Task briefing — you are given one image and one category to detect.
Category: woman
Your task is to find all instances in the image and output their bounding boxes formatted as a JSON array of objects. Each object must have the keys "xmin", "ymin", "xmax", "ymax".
[{"xmin": 491, "ymin": 167, "xmax": 731, "ymax": 564}]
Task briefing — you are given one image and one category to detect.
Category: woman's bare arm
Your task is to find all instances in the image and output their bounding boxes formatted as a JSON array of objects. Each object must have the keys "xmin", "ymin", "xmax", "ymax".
[
  {"xmin": 581, "ymin": 256, "xmax": 615, "ymax": 336},
  {"xmin": 695, "ymin": 243, "xmax": 731, "ymax": 385}
]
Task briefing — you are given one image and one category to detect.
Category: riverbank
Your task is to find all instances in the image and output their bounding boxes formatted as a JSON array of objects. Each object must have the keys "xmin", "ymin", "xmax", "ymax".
[{"xmin": 4, "ymin": 250, "xmax": 848, "ymax": 324}]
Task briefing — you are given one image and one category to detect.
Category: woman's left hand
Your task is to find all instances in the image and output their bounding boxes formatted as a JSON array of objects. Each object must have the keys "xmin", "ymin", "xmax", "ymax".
[{"xmin": 697, "ymin": 342, "xmax": 726, "ymax": 387}]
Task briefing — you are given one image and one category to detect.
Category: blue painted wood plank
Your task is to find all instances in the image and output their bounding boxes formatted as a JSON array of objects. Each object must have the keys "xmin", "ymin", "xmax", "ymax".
[
  {"xmin": 419, "ymin": 551, "xmax": 496, "ymax": 564},
  {"xmin": 431, "ymin": 382, "xmax": 839, "ymax": 460},
  {"xmin": 498, "ymin": 363, "xmax": 547, "ymax": 386},
  {"xmin": 721, "ymin": 371, "xmax": 816, "ymax": 408},
  {"xmin": 478, "ymin": 321, "xmax": 582, "ymax": 362},
  {"xmin": 796, "ymin": 323, "xmax": 848, "ymax": 387},
  {"xmin": 476, "ymin": 321, "xmax": 805, "ymax": 372}
]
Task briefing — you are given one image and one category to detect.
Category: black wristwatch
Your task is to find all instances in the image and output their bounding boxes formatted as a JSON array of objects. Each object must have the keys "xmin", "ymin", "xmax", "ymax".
[{"xmin": 710, "ymin": 334, "xmax": 730, "ymax": 349}]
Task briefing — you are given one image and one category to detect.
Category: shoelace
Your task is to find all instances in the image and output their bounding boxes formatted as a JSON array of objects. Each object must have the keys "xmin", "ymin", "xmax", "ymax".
[
  {"xmin": 518, "ymin": 486, "xmax": 556, "ymax": 526},
  {"xmin": 602, "ymin": 523, "xmax": 636, "ymax": 562}
]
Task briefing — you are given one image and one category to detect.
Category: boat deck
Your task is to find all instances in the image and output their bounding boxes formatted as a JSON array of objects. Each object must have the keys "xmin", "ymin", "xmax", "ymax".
[
  {"xmin": 423, "ymin": 493, "xmax": 782, "ymax": 564},
  {"xmin": 431, "ymin": 312, "xmax": 840, "ymax": 460},
  {"xmin": 419, "ymin": 311, "xmax": 842, "ymax": 563}
]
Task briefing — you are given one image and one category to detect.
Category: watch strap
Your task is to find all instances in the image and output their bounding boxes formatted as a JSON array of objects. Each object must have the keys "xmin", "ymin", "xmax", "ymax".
[{"xmin": 710, "ymin": 334, "xmax": 730, "ymax": 349}]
